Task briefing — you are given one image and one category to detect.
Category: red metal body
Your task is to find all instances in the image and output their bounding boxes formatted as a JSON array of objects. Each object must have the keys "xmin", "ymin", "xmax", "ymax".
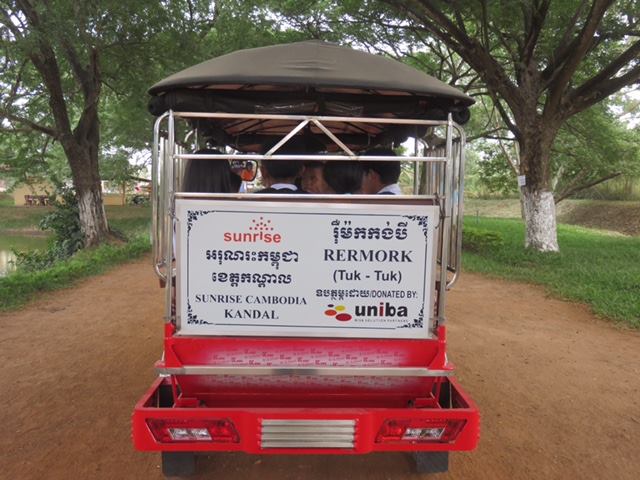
[{"xmin": 132, "ymin": 325, "xmax": 480, "ymax": 454}]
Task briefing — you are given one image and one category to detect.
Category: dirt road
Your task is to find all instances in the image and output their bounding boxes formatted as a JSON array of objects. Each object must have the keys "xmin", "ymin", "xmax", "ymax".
[{"xmin": 1, "ymin": 258, "xmax": 638, "ymax": 480}]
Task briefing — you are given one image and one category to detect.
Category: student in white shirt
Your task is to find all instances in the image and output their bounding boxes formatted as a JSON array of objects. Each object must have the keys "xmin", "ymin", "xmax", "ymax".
[
  {"xmin": 256, "ymin": 159, "xmax": 308, "ymax": 194},
  {"xmin": 322, "ymin": 161, "xmax": 364, "ymax": 194},
  {"xmin": 361, "ymin": 148, "xmax": 402, "ymax": 195}
]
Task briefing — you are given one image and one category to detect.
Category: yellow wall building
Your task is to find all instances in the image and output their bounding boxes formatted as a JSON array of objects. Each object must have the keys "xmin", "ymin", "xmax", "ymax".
[
  {"xmin": 12, "ymin": 180, "xmax": 133, "ymax": 207},
  {"xmin": 11, "ymin": 181, "xmax": 56, "ymax": 206}
]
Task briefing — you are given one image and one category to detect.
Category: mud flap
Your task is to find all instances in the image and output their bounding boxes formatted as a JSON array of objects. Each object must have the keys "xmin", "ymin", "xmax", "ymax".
[
  {"xmin": 413, "ymin": 451, "xmax": 449, "ymax": 474},
  {"xmin": 162, "ymin": 452, "xmax": 195, "ymax": 478}
]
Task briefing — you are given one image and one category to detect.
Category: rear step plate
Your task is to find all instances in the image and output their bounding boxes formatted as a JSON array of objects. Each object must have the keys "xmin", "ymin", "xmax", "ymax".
[{"xmin": 260, "ymin": 419, "xmax": 356, "ymax": 449}]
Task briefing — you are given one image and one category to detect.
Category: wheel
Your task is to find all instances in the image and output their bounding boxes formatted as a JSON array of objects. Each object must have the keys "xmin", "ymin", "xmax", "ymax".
[
  {"xmin": 413, "ymin": 451, "xmax": 449, "ymax": 474},
  {"xmin": 162, "ymin": 452, "xmax": 195, "ymax": 478}
]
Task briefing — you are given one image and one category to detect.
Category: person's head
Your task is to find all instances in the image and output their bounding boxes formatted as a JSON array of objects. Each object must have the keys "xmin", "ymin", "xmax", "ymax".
[
  {"xmin": 323, "ymin": 161, "xmax": 364, "ymax": 194},
  {"xmin": 259, "ymin": 142, "xmax": 306, "ymax": 187},
  {"xmin": 259, "ymin": 160, "xmax": 304, "ymax": 187},
  {"xmin": 182, "ymin": 149, "xmax": 235, "ymax": 193},
  {"xmin": 361, "ymin": 147, "xmax": 401, "ymax": 194},
  {"xmin": 301, "ymin": 161, "xmax": 331, "ymax": 193}
]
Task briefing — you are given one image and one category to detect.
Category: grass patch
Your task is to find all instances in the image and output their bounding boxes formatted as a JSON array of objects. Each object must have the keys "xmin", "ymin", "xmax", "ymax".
[
  {"xmin": 465, "ymin": 198, "xmax": 640, "ymax": 237},
  {"xmin": 0, "ymin": 235, "xmax": 150, "ymax": 311},
  {"xmin": 0, "ymin": 204, "xmax": 150, "ymax": 233},
  {"xmin": 106, "ymin": 206, "xmax": 152, "ymax": 238},
  {"xmin": 0, "ymin": 193, "xmax": 14, "ymax": 207},
  {"xmin": 462, "ymin": 217, "xmax": 640, "ymax": 328},
  {"xmin": 0, "ymin": 204, "xmax": 53, "ymax": 230},
  {"xmin": 0, "ymin": 204, "xmax": 151, "ymax": 310}
]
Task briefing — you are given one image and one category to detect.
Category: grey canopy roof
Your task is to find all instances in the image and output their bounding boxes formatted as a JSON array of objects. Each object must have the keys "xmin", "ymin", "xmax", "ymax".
[
  {"xmin": 149, "ymin": 40, "xmax": 473, "ymax": 106},
  {"xmin": 148, "ymin": 41, "xmax": 473, "ymax": 152}
]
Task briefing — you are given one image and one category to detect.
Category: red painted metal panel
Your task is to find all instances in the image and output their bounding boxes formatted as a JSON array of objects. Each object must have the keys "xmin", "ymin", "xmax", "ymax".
[
  {"xmin": 162, "ymin": 325, "xmax": 450, "ymax": 396},
  {"xmin": 132, "ymin": 376, "xmax": 479, "ymax": 454}
]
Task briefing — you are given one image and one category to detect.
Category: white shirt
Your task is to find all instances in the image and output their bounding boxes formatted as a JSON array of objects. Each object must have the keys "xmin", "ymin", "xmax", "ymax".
[
  {"xmin": 377, "ymin": 183, "xmax": 402, "ymax": 195},
  {"xmin": 271, "ymin": 183, "xmax": 299, "ymax": 191}
]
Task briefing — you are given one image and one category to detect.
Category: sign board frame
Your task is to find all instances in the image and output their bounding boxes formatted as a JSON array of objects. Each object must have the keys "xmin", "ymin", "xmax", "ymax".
[{"xmin": 175, "ymin": 199, "xmax": 439, "ymax": 339}]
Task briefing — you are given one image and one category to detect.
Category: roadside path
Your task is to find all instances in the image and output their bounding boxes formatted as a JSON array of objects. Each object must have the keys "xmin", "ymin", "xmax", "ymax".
[{"xmin": 1, "ymin": 258, "xmax": 638, "ymax": 479}]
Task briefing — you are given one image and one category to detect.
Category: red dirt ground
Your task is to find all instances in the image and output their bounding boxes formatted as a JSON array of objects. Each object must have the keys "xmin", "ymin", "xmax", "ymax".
[{"xmin": 1, "ymin": 257, "xmax": 639, "ymax": 479}]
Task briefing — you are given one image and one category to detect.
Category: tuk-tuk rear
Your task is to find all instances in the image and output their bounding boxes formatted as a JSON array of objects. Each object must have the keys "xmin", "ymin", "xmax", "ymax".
[{"xmin": 132, "ymin": 40, "xmax": 479, "ymax": 477}]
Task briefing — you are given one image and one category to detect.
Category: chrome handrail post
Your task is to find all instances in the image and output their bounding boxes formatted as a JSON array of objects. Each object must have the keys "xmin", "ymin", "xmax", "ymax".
[
  {"xmin": 447, "ymin": 124, "xmax": 466, "ymax": 289},
  {"xmin": 437, "ymin": 114, "xmax": 455, "ymax": 326},
  {"xmin": 165, "ymin": 110, "xmax": 176, "ymax": 323},
  {"xmin": 152, "ymin": 112, "xmax": 169, "ymax": 281}
]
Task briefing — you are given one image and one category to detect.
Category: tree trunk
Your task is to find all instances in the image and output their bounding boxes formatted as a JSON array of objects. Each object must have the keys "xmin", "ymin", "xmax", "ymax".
[
  {"xmin": 518, "ymin": 120, "xmax": 560, "ymax": 252},
  {"xmin": 521, "ymin": 187, "xmax": 558, "ymax": 251},
  {"xmin": 63, "ymin": 139, "xmax": 109, "ymax": 247},
  {"xmin": 77, "ymin": 180, "xmax": 109, "ymax": 246}
]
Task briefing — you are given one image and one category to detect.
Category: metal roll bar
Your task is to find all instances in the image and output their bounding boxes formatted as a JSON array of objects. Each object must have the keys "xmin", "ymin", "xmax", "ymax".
[{"xmin": 151, "ymin": 110, "xmax": 467, "ymax": 331}]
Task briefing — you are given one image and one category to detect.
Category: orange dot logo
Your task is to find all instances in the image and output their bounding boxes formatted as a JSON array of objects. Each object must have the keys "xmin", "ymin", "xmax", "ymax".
[{"xmin": 324, "ymin": 304, "xmax": 352, "ymax": 321}]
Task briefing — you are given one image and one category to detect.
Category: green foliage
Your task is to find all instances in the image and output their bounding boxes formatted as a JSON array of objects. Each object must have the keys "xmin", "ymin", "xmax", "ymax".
[
  {"xmin": 8, "ymin": 189, "xmax": 151, "ymax": 275},
  {"xmin": 462, "ymin": 227, "xmax": 503, "ymax": 253},
  {"xmin": 38, "ymin": 187, "xmax": 84, "ymax": 256},
  {"xmin": 0, "ymin": 193, "xmax": 14, "ymax": 207},
  {"xmin": 551, "ymin": 103, "xmax": 640, "ymax": 201},
  {"xmin": 1, "ymin": 203, "xmax": 151, "ymax": 309},
  {"xmin": 100, "ymin": 149, "xmax": 142, "ymax": 184},
  {"xmin": 0, "ymin": 0, "xmax": 219, "ymax": 194},
  {"xmin": 575, "ymin": 175, "xmax": 640, "ymax": 201},
  {"xmin": 462, "ymin": 217, "xmax": 640, "ymax": 327},
  {"xmin": 0, "ymin": 203, "xmax": 149, "ymax": 233},
  {"xmin": 14, "ymin": 185, "xmax": 83, "ymax": 272},
  {"xmin": 463, "ymin": 96, "xmax": 640, "ymax": 200},
  {"xmin": 465, "ymin": 146, "xmax": 519, "ymax": 197},
  {"xmin": 0, "ymin": 235, "xmax": 150, "ymax": 311},
  {"xmin": 13, "ymin": 246, "xmax": 63, "ymax": 273},
  {"xmin": 0, "ymin": 204, "xmax": 52, "ymax": 230}
]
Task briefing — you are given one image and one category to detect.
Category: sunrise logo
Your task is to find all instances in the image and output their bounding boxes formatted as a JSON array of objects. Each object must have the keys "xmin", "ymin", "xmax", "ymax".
[
  {"xmin": 250, "ymin": 217, "xmax": 273, "ymax": 232},
  {"xmin": 324, "ymin": 304, "xmax": 352, "ymax": 322},
  {"xmin": 223, "ymin": 216, "xmax": 282, "ymax": 243}
]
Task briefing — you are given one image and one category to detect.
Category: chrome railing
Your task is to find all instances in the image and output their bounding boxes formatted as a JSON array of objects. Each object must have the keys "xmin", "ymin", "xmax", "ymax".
[{"xmin": 151, "ymin": 111, "xmax": 466, "ymax": 330}]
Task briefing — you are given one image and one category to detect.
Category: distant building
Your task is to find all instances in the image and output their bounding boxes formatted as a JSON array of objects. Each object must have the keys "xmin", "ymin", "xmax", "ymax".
[{"xmin": 11, "ymin": 179, "xmax": 56, "ymax": 206}]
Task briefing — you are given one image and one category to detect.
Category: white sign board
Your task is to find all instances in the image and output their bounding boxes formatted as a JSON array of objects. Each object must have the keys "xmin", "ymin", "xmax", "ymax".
[{"xmin": 175, "ymin": 200, "xmax": 438, "ymax": 339}]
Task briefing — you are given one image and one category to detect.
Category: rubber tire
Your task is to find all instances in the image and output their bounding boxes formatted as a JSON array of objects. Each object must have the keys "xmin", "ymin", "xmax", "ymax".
[
  {"xmin": 413, "ymin": 451, "xmax": 449, "ymax": 474},
  {"xmin": 162, "ymin": 452, "xmax": 195, "ymax": 478}
]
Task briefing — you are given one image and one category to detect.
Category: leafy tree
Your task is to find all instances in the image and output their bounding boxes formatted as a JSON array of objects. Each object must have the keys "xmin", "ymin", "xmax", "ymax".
[
  {"xmin": 261, "ymin": 0, "xmax": 640, "ymax": 251},
  {"xmin": 364, "ymin": 0, "xmax": 640, "ymax": 251},
  {"xmin": 551, "ymin": 102, "xmax": 640, "ymax": 202},
  {"xmin": 467, "ymin": 98, "xmax": 640, "ymax": 202},
  {"xmin": 0, "ymin": 0, "xmax": 216, "ymax": 246},
  {"xmin": 99, "ymin": 148, "xmax": 147, "ymax": 205}
]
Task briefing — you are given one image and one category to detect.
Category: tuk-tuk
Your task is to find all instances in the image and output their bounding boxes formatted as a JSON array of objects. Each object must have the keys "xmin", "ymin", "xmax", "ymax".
[{"xmin": 132, "ymin": 40, "xmax": 479, "ymax": 477}]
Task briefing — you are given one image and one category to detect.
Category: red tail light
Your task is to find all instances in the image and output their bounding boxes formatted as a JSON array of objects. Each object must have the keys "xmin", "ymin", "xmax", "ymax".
[
  {"xmin": 376, "ymin": 419, "xmax": 465, "ymax": 444},
  {"xmin": 147, "ymin": 418, "xmax": 239, "ymax": 443}
]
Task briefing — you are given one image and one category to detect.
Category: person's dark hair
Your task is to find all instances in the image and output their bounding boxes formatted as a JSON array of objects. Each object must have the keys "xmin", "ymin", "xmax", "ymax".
[
  {"xmin": 303, "ymin": 160, "xmax": 324, "ymax": 169},
  {"xmin": 259, "ymin": 140, "xmax": 312, "ymax": 182},
  {"xmin": 323, "ymin": 161, "xmax": 364, "ymax": 194},
  {"xmin": 182, "ymin": 149, "xmax": 235, "ymax": 193},
  {"xmin": 261, "ymin": 159, "xmax": 303, "ymax": 180},
  {"xmin": 363, "ymin": 148, "xmax": 401, "ymax": 184},
  {"xmin": 230, "ymin": 172, "xmax": 242, "ymax": 192}
]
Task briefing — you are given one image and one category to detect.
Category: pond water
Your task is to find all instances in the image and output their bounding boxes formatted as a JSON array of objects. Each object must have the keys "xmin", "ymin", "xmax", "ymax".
[{"xmin": 0, "ymin": 234, "xmax": 50, "ymax": 277}]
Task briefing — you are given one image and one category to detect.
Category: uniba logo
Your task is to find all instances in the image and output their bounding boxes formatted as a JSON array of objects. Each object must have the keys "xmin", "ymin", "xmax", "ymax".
[
  {"xmin": 354, "ymin": 302, "xmax": 408, "ymax": 317},
  {"xmin": 324, "ymin": 304, "xmax": 352, "ymax": 322},
  {"xmin": 223, "ymin": 216, "xmax": 282, "ymax": 244}
]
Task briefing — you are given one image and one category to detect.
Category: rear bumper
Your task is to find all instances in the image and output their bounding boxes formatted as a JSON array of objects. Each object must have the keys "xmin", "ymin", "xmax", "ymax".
[{"xmin": 132, "ymin": 377, "xmax": 479, "ymax": 454}]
